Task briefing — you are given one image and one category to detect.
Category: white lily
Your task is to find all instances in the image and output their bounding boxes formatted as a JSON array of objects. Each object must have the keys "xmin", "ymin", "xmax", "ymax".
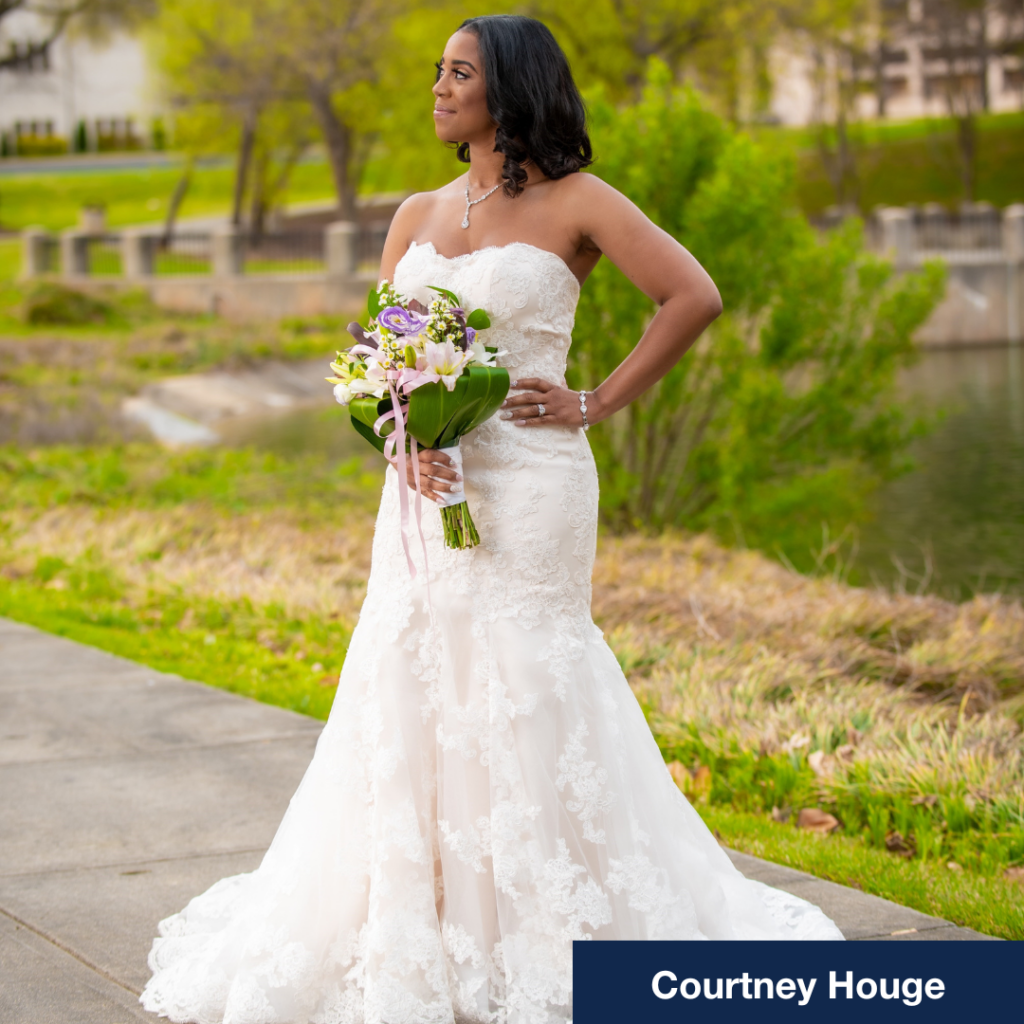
[
  {"xmin": 470, "ymin": 340, "xmax": 505, "ymax": 366},
  {"xmin": 359, "ymin": 355, "xmax": 389, "ymax": 398},
  {"xmin": 417, "ymin": 340, "xmax": 473, "ymax": 391}
]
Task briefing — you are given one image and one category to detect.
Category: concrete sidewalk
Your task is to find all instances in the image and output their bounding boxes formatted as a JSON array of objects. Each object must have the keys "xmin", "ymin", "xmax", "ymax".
[{"xmin": 0, "ymin": 619, "xmax": 996, "ymax": 1023}]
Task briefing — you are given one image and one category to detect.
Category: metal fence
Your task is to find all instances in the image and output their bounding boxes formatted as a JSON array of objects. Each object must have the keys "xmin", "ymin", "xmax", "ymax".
[
  {"xmin": 242, "ymin": 231, "xmax": 325, "ymax": 273},
  {"xmin": 913, "ymin": 205, "xmax": 1004, "ymax": 253},
  {"xmin": 84, "ymin": 235, "xmax": 123, "ymax": 275},
  {"xmin": 154, "ymin": 233, "xmax": 213, "ymax": 275},
  {"xmin": 813, "ymin": 205, "xmax": 1009, "ymax": 256},
  {"xmin": 357, "ymin": 220, "xmax": 390, "ymax": 270},
  {"xmin": 37, "ymin": 235, "xmax": 61, "ymax": 274}
]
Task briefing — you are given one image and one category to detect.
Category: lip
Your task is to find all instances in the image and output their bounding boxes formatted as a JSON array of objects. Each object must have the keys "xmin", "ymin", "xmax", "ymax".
[{"xmin": 433, "ymin": 106, "xmax": 455, "ymax": 117}]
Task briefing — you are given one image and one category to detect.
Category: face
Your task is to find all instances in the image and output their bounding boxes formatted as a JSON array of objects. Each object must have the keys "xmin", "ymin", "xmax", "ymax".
[{"xmin": 432, "ymin": 31, "xmax": 493, "ymax": 144}]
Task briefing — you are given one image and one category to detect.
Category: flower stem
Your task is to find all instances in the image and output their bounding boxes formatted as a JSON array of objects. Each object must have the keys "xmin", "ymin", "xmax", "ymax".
[{"xmin": 440, "ymin": 501, "xmax": 480, "ymax": 549}]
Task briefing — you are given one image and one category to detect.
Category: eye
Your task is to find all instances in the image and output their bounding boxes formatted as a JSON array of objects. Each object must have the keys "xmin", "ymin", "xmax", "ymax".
[
  {"xmin": 454, "ymin": 69, "xmax": 468, "ymax": 80},
  {"xmin": 434, "ymin": 60, "xmax": 443, "ymax": 82}
]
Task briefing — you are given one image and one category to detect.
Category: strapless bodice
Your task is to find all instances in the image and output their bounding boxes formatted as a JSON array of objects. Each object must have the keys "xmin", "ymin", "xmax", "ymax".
[{"xmin": 394, "ymin": 240, "xmax": 581, "ymax": 385}]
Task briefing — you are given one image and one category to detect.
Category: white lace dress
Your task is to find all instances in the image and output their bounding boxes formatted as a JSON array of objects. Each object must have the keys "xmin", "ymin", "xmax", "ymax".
[{"xmin": 141, "ymin": 241, "xmax": 844, "ymax": 1024}]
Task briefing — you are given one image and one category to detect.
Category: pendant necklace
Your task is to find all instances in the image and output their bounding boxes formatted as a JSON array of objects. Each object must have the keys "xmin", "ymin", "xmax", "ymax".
[{"xmin": 462, "ymin": 181, "xmax": 502, "ymax": 229}]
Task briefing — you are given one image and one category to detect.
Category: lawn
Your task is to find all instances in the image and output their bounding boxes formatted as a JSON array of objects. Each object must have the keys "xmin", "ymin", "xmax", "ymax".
[
  {"xmin": 0, "ymin": 157, "xmax": 338, "ymax": 233},
  {"xmin": 0, "ymin": 441, "xmax": 1021, "ymax": 937}
]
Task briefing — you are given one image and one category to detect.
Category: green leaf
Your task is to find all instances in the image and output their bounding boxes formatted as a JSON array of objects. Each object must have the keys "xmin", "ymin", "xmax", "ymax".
[
  {"xmin": 349, "ymin": 395, "xmax": 393, "ymax": 454},
  {"xmin": 466, "ymin": 308, "xmax": 491, "ymax": 330},
  {"xmin": 367, "ymin": 285, "xmax": 382, "ymax": 319},
  {"xmin": 406, "ymin": 366, "xmax": 510, "ymax": 449},
  {"xmin": 428, "ymin": 284, "xmax": 462, "ymax": 307}
]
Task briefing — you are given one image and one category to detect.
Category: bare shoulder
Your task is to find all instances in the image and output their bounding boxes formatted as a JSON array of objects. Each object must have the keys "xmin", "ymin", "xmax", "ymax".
[
  {"xmin": 552, "ymin": 173, "xmax": 640, "ymax": 236},
  {"xmin": 553, "ymin": 171, "xmax": 627, "ymax": 211},
  {"xmin": 391, "ymin": 178, "xmax": 464, "ymax": 233},
  {"xmin": 380, "ymin": 179, "xmax": 464, "ymax": 281}
]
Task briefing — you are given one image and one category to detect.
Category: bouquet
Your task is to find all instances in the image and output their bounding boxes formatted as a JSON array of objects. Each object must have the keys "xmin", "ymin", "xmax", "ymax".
[{"xmin": 328, "ymin": 281, "xmax": 509, "ymax": 555}]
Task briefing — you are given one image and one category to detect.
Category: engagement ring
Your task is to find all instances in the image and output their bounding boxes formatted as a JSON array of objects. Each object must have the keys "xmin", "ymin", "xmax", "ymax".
[{"xmin": 537, "ymin": 404, "xmax": 545, "ymax": 417}]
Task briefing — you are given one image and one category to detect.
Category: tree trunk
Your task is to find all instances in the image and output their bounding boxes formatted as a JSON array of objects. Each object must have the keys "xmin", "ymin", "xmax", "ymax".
[
  {"xmin": 162, "ymin": 157, "xmax": 193, "ymax": 246},
  {"xmin": 956, "ymin": 113, "xmax": 976, "ymax": 201},
  {"xmin": 874, "ymin": 46, "xmax": 887, "ymax": 118},
  {"xmin": 232, "ymin": 111, "xmax": 257, "ymax": 228},
  {"xmin": 249, "ymin": 150, "xmax": 268, "ymax": 244},
  {"xmin": 306, "ymin": 81, "xmax": 356, "ymax": 219}
]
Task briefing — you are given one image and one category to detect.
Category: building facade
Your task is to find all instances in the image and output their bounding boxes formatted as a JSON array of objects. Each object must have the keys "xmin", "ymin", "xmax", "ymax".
[
  {"xmin": 770, "ymin": 0, "xmax": 1024, "ymax": 126},
  {"xmin": 0, "ymin": 10, "xmax": 153, "ymax": 154}
]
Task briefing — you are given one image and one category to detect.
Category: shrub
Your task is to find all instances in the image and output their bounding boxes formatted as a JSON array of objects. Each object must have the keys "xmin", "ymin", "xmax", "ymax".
[
  {"xmin": 22, "ymin": 283, "xmax": 114, "ymax": 325},
  {"xmin": 14, "ymin": 135, "xmax": 69, "ymax": 157},
  {"xmin": 571, "ymin": 63, "xmax": 946, "ymax": 562}
]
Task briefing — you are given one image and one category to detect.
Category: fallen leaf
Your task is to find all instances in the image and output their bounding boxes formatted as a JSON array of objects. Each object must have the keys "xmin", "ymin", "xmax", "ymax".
[
  {"xmin": 911, "ymin": 794, "xmax": 938, "ymax": 807},
  {"xmin": 808, "ymin": 750, "xmax": 835, "ymax": 777},
  {"xmin": 666, "ymin": 761, "xmax": 688, "ymax": 789},
  {"xmin": 885, "ymin": 830, "xmax": 915, "ymax": 857},
  {"xmin": 1003, "ymin": 867, "xmax": 1024, "ymax": 884},
  {"xmin": 797, "ymin": 808, "xmax": 840, "ymax": 833},
  {"xmin": 692, "ymin": 765, "xmax": 712, "ymax": 792},
  {"xmin": 770, "ymin": 806, "xmax": 792, "ymax": 824},
  {"xmin": 946, "ymin": 861, "xmax": 962, "ymax": 872}
]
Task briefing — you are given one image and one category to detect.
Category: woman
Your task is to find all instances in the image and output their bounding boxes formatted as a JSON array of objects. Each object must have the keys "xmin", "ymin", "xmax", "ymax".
[{"xmin": 142, "ymin": 14, "xmax": 843, "ymax": 1024}]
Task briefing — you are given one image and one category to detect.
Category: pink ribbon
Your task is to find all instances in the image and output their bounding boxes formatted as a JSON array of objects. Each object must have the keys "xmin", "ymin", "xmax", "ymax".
[{"xmin": 376, "ymin": 374, "xmax": 431, "ymax": 606}]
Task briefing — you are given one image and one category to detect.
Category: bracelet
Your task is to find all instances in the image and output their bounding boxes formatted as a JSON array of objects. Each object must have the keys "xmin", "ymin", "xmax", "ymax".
[{"xmin": 578, "ymin": 390, "xmax": 589, "ymax": 431}]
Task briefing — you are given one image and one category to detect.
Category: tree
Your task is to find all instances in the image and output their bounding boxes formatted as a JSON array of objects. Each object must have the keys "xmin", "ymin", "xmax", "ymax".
[
  {"xmin": 780, "ymin": 0, "xmax": 876, "ymax": 212},
  {"xmin": 153, "ymin": 0, "xmax": 306, "ymax": 230},
  {"xmin": 912, "ymin": 0, "xmax": 1024, "ymax": 200},
  {"xmin": 569, "ymin": 63, "xmax": 946, "ymax": 560},
  {"xmin": 262, "ymin": 0, "xmax": 407, "ymax": 219},
  {"xmin": 531, "ymin": 0, "xmax": 786, "ymax": 121}
]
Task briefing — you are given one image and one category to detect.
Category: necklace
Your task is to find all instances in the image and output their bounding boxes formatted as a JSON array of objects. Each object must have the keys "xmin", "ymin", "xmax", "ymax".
[{"xmin": 462, "ymin": 181, "xmax": 502, "ymax": 229}]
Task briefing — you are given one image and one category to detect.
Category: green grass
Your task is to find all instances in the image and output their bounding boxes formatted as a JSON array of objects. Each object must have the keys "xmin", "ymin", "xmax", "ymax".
[
  {"xmin": 0, "ymin": 157, "xmax": 338, "ymax": 233},
  {"xmin": 0, "ymin": 570, "xmax": 345, "ymax": 721},
  {"xmin": 778, "ymin": 111, "xmax": 1024, "ymax": 215},
  {"xmin": 703, "ymin": 805, "xmax": 1024, "ymax": 939},
  {"xmin": 649, "ymin": 714, "xmax": 1024, "ymax": 878}
]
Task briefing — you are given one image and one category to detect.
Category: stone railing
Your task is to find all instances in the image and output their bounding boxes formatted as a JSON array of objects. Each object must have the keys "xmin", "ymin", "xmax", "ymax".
[
  {"xmin": 21, "ymin": 222, "xmax": 372, "ymax": 280},
  {"xmin": 870, "ymin": 204, "xmax": 1024, "ymax": 267},
  {"xmin": 20, "ymin": 222, "xmax": 379, "ymax": 321},
  {"xmin": 20, "ymin": 207, "xmax": 1024, "ymax": 343}
]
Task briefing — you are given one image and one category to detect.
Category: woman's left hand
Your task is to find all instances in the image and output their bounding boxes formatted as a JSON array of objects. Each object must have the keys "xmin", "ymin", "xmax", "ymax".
[{"xmin": 499, "ymin": 377, "xmax": 588, "ymax": 428}]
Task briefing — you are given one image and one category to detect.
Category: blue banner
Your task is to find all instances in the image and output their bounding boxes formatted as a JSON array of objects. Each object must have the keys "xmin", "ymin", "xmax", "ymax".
[{"xmin": 573, "ymin": 940, "xmax": 1017, "ymax": 1022}]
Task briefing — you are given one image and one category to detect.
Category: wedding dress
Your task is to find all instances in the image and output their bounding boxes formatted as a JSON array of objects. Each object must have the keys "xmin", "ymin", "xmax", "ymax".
[{"xmin": 142, "ymin": 240, "xmax": 843, "ymax": 1024}]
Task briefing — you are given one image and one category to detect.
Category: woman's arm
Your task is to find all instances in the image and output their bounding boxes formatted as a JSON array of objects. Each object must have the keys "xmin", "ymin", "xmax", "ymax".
[{"xmin": 502, "ymin": 174, "xmax": 722, "ymax": 428}]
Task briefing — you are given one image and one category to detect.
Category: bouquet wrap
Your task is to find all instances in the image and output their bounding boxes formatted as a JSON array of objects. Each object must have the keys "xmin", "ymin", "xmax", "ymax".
[{"xmin": 328, "ymin": 281, "xmax": 508, "ymax": 575}]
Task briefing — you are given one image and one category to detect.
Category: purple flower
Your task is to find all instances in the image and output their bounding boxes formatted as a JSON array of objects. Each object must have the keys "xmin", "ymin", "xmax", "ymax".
[
  {"xmin": 465, "ymin": 326, "xmax": 476, "ymax": 347},
  {"xmin": 378, "ymin": 306, "xmax": 427, "ymax": 336}
]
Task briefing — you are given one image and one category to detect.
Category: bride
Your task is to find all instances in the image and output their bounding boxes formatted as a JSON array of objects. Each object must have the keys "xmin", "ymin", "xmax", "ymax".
[{"xmin": 142, "ymin": 13, "xmax": 843, "ymax": 1024}]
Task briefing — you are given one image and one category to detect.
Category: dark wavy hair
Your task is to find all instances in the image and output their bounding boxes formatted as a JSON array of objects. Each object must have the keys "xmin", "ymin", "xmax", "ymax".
[{"xmin": 454, "ymin": 15, "xmax": 592, "ymax": 198}]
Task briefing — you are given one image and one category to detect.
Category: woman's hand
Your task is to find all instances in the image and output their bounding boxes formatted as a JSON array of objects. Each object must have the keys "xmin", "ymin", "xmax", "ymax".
[
  {"xmin": 499, "ymin": 378, "xmax": 595, "ymax": 428},
  {"xmin": 405, "ymin": 447, "xmax": 462, "ymax": 503}
]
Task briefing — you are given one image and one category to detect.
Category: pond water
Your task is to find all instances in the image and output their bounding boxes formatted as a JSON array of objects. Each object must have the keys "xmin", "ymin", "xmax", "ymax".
[
  {"xmin": 854, "ymin": 345, "xmax": 1024, "ymax": 601},
  {"xmin": 226, "ymin": 345, "xmax": 1024, "ymax": 602}
]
